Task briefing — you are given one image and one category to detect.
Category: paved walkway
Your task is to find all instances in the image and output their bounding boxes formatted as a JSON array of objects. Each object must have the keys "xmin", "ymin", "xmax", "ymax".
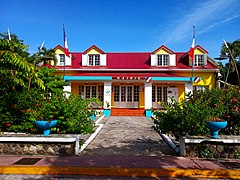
[{"xmin": 82, "ymin": 116, "xmax": 176, "ymax": 156}]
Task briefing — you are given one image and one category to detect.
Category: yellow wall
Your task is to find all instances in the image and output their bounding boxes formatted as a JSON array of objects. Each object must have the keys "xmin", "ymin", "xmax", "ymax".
[
  {"xmin": 155, "ymin": 48, "xmax": 170, "ymax": 54},
  {"xmin": 55, "ymin": 49, "xmax": 64, "ymax": 54},
  {"xmin": 175, "ymin": 72, "xmax": 216, "ymax": 89},
  {"xmin": 174, "ymin": 84, "xmax": 185, "ymax": 102},
  {"xmin": 194, "ymin": 48, "xmax": 205, "ymax": 54},
  {"xmin": 87, "ymin": 49, "xmax": 101, "ymax": 54}
]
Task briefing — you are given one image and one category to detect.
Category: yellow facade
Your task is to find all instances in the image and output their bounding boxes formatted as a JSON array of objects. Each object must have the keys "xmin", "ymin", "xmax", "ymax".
[
  {"xmin": 87, "ymin": 49, "xmax": 102, "ymax": 54},
  {"xmin": 155, "ymin": 48, "xmax": 171, "ymax": 55}
]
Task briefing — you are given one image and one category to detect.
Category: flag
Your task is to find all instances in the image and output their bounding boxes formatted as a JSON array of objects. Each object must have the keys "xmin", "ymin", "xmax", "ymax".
[
  {"xmin": 7, "ymin": 28, "xmax": 11, "ymax": 42},
  {"xmin": 146, "ymin": 77, "xmax": 152, "ymax": 83},
  {"xmin": 189, "ymin": 26, "xmax": 195, "ymax": 63},
  {"xmin": 40, "ymin": 41, "xmax": 45, "ymax": 51},
  {"xmin": 63, "ymin": 25, "xmax": 70, "ymax": 57},
  {"xmin": 194, "ymin": 77, "xmax": 200, "ymax": 83}
]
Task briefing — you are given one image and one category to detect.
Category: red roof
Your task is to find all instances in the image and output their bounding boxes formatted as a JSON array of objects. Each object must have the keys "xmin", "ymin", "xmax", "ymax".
[{"xmin": 54, "ymin": 45, "xmax": 217, "ymax": 70}]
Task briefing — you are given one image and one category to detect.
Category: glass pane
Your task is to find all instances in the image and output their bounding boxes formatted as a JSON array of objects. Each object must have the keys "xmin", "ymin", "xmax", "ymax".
[
  {"xmin": 157, "ymin": 86, "xmax": 162, "ymax": 102},
  {"xmin": 134, "ymin": 85, "xmax": 139, "ymax": 102},
  {"xmin": 114, "ymin": 85, "xmax": 120, "ymax": 102},
  {"xmin": 152, "ymin": 86, "xmax": 156, "ymax": 102},
  {"xmin": 121, "ymin": 86, "xmax": 126, "ymax": 102},
  {"xmin": 163, "ymin": 87, "xmax": 168, "ymax": 102},
  {"xmin": 127, "ymin": 86, "xmax": 132, "ymax": 102},
  {"xmin": 86, "ymin": 86, "xmax": 90, "ymax": 98},
  {"xmin": 98, "ymin": 85, "xmax": 103, "ymax": 101},
  {"xmin": 92, "ymin": 86, "xmax": 96, "ymax": 98},
  {"xmin": 95, "ymin": 55, "xmax": 100, "ymax": 66}
]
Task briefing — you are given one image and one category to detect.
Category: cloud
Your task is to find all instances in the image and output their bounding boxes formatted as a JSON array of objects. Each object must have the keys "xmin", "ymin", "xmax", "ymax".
[{"xmin": 162, "ymin": 0, "xmax": 240, "ymax": 45}]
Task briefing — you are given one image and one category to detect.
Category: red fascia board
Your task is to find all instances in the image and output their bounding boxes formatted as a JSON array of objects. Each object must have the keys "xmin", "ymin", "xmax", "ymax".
[
  {"xmin": 152, "ymin": 45, "xmax": 174, "ymax": 54},
  {"xmin": 54, "ymin": 45, "xmax": 64, "ymax": 51},
  {"xmin": 83, "ymin": 45, "xmax": 105, "ymax": 54},
  {"xmin": 195, "ymin": 45, "xmax": 208, "ymax": 54}
]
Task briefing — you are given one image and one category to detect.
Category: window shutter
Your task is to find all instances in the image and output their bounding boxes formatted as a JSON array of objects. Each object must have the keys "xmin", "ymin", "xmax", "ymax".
[
  {"xmin": 55, "ymin": 54, "xmax": 60, "ymax": 66},
  {"xmin": 100, "ymin": 54, "xmax": 107, "ymax": 66},
  {"xmin": 151, "ymin": 54, "xmax": 157, "ymax": 66},
  {"xmin": 82, "ymin": 54, "xmax": 88, "ymax": 66},
  {"xmin": 65, "ymin": 54, "xmax": 72, "ymax": 66},
  {"xmin": 203, "ymin": 54, "xmax": 207, "ymax": 66},
  {"xmin": 169, "ymin": 54, "xmax": 176, "ymax": 66}
]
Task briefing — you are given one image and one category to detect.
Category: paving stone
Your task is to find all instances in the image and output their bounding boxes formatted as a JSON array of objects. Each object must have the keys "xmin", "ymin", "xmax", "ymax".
[{"xmin": 82, "ymin": 116, "xmax": 176, "ymax": 156}]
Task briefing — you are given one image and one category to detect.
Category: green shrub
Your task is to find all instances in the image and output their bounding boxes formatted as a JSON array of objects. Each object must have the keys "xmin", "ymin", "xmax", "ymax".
[{"xmin": 152, "ymin": 86, "xmax": 240, "ymax": 138}]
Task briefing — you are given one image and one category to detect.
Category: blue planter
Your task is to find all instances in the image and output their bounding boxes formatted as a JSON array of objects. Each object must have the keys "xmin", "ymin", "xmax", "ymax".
[
  {"xmin": 90, "ymin": 114, "xmax": 96, "ymax": 120},
  {"xmin": 206, "ymin": 121, "xmax": 227, "ymax": 138},
  {"xmin": 145, "ymin": 110, "xmax": 152, "ymax": 117},
  {"xmin": 34, "ymin": 120, "xmax": 58, "ymax": 136},
  {"xmin": 103, "ymin": 109, "xmax": 111, "ymax": 116}
]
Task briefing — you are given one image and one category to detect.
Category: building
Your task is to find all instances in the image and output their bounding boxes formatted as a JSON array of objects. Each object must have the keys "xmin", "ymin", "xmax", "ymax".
[{"xmin": 54, "ymin": 44, "xmax": 219, "ymax": 116}]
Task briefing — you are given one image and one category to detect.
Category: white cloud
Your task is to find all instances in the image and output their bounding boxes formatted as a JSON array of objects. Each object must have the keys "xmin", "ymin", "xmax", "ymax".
[{"xmin": 162, "ymin": 0, "xmax": 240, "ymax": 45}]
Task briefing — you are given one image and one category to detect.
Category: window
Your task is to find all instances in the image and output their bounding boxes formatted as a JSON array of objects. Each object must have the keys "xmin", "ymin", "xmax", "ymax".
[
  {"xmin": 88, "ymin": 54, "xmax": 100, "ymax": 66},
  {"xmin": 194, "ymin": 55, "xmax": 204, "ymax": 66},
  {"xmin": 78, "ymin": 85, "xmax": 103, "ymax": 101},
  {"xmin": 152, "ymin": 85, "xmax": 168, "ymax": 103},
  {"xmin": 157, "ymin": 54, "xmax": 169, "ymax": 66},
  {"xmin": 59, "ymin": 54, "xmax": 65, "ymax": 66}
]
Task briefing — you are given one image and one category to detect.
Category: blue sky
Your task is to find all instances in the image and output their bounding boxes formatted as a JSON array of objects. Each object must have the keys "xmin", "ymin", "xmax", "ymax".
[{"xmin": 0, "ymin": 0, "xmax": 239, "ymax": 63}]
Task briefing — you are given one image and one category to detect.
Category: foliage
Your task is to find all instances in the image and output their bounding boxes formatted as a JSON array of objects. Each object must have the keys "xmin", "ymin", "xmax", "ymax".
[
  {"xmin": 0, "ymin": 33, "xmax": 45, "ymax": 91},
  {"xmin": 0, "ymin": 31, "xmax": 97, "ymax": 135},
  {"xmin": 152, "ymin": 86, "xmax": 240, "ymax": 139},
  {"xmin": 219, "ymin": 39, "xmax": 240, "ymax": 85},
  {"xmin": 0, "ymin": 88, "xmax": 98, "ymax": 134}
]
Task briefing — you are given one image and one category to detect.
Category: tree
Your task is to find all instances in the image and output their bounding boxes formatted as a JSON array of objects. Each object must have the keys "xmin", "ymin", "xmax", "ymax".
[
  {"xmin": 221, "ymin": 39, "xmax": 240, "ymax": 85},
  {"xmin": 0, "ymin": 32, "xmax": 44, "ymax": 91}
]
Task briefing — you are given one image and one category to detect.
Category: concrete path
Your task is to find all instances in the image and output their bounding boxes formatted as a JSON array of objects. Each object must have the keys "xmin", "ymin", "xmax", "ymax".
[{"xmin": 82, "ymin": 116, "xmax": 176, "ymax": 156}]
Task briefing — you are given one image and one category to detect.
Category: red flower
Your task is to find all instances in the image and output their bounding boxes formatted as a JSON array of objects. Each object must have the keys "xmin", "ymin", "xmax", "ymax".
[
  {"xmin": 1, "ymin": 122, "xmax": 4, "ymax": 125},
  {"xmin": 26, "ymin": 109, "xmax": 31, "ymax": 113},
  {"xmin": 19, "ymin": 109, "xmax": 23, "ymax": 113},
  {"xmin": 36, "ymin": 104, "xmax": 39, "ymax": 107},
  {"xmin": 6, "ymin": 123, "xmax": 11, "ymax": 127}
]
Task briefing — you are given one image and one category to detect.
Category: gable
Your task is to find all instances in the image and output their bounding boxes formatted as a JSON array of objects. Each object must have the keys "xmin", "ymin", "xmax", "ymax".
[
  {"xmin": 83, "ymin": 45, "xmax": 104, "ymax": 54},
  {"xmin": 55, "ymin": 48, "xmax": 64, "ymax": 54},
  {"xmin": 87, "ymin": 48, "xmax": 102, "ymax": 54},
  {"xmin": 153, "ymin": 45, "xmax": 174, "ymax": 54},
  {"xmin": 194, "ymin": 48, "xmax": 206, "ymax": 55},
  {"xmin": 155, "ymin": 48, "xmax": 170, "ymax": 55}
]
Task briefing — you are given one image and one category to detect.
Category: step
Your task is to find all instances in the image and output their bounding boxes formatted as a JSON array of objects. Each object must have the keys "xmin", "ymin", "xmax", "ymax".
[{"xmin": 110, "ymin": 109, "xmax": 145, "ymax": 116}]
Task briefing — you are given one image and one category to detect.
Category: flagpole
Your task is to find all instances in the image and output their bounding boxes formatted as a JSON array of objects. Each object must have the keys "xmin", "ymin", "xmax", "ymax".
[
  {"xmin": 63, "ymin": 24, "xmax": 66, "ymax": 79},
  {"xmin": 191, "ymin": 26, "xmax": 196, "ymax": 87}
]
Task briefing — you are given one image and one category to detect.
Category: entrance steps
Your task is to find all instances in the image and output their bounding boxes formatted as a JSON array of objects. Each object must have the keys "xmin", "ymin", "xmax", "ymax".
[{"xmin": 110, "ymin": 108, "xmax": 145, "ymax": 116}]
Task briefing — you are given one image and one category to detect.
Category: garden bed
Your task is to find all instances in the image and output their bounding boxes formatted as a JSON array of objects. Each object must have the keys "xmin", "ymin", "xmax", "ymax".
[{"xmin": 180, "ymin": 136, "xmax": 240, "ymax": 159}]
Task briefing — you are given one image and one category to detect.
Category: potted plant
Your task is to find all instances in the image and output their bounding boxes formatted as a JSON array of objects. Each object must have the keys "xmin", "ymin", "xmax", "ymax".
[
  {"xmin": 30, "ymin": 95, "xmax": 58, "ymax": 136},
  {"xmin": 103, "ymin": 101, "xmax": 111, "ymax": 116},
  {"xmin": 206, "ymin": 116, "xmax": 227, "ymax": 138}
]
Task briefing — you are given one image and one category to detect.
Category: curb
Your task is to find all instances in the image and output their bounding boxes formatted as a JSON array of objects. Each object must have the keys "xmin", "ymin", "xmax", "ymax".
[{"xmin": 0, "ymin": 166, "xmax": 240, "ymax": 179}]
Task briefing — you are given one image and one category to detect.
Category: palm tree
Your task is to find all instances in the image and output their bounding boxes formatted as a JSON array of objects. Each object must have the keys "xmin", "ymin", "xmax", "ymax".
[
  {"xmin": 39, "ymin": 47, "xmax": 58, "ymax": 67},
  {"xmin": 221, "ymin": 39, "xmax": 240, "ymax": 85}
]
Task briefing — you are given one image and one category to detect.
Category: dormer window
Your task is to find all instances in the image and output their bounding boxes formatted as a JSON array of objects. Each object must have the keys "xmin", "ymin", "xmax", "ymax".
[
  {"xmin": 59, "ymin": 54, "xmax": 65, "ymax": 66},
  {"xmin": 88, "ymin": 54, "xmax": 100, "ymax": 66},
  {"xmin": 194, "ymin": 55, "xmax": 205, "ymax": 66},
  {"xmin": 157, "ymin": 54, "xmax": 169, "ymax": 66}
]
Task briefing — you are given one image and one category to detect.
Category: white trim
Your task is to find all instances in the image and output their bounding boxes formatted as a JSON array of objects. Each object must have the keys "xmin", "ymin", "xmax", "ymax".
[{"xmin": 58, "ymin": 68, "xmax": 219, "ymax": 72}]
